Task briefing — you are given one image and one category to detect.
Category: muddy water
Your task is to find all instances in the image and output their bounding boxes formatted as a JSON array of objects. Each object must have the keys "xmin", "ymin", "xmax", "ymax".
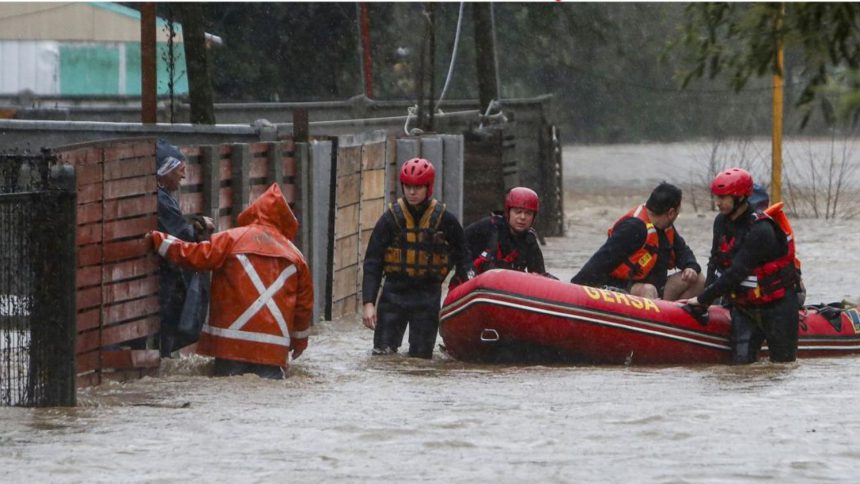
[{"xmin": 2, "ymin": 142, "xmax": 860, "ymax": 482}]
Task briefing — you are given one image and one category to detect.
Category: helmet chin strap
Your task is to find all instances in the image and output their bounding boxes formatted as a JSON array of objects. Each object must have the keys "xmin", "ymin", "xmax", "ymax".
[{"xmin": 729, "ymin": 196, "xmax": 749, "ymax": 219}]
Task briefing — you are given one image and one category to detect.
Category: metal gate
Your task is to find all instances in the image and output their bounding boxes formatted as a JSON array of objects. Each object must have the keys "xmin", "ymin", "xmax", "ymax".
[{"xmin": 0, "ymin": 150, "xmax": 77, "ymax": 407}]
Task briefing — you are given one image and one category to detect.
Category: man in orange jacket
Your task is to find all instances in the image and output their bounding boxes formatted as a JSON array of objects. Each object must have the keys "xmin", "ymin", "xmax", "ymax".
[{"xmin": 147, "ymin": 183, "xmax": 313, "ymax": 379}]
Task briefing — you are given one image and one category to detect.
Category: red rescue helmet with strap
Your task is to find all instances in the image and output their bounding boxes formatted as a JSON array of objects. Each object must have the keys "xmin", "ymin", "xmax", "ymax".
[
  {"xmin": 505, "ymin": 187, "xmax": 540, "ymax": 215},
  {"xmin": 711, "ymin": 168, "xmax": 753, "ymax": 197},
  {"xmin": 400, "ymin": 158, "xmax": 436, "ymax": 197}
]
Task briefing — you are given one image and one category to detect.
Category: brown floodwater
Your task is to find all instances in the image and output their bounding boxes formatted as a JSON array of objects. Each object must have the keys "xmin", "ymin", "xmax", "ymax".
[{"xmin": 2, "ymin": 141, "xmax": 859, "ymax": 482}]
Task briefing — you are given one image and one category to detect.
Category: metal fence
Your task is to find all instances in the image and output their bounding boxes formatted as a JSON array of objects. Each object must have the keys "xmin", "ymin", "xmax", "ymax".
[{"xmin": 0, "ymin": 151, "xmax": 76, "ymax": 406}]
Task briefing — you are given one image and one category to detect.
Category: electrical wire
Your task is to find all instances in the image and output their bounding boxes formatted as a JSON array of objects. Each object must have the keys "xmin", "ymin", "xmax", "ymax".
[{"xmin": 436, "ymin": 1, "xmax": 465, "ymax": 110}]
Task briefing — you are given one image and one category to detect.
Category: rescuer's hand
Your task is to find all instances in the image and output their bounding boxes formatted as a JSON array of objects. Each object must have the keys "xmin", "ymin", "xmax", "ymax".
[
  {"xmin": 680, "ymin": 268, "xmax": 698, "ymax": 282},
  {"xmin": 680, "ymin": 296, "xmax": 702, "ymax": 307},
  {"xmin": 362, "ymin": 302, "xmax": 377, "ymax": 330}
]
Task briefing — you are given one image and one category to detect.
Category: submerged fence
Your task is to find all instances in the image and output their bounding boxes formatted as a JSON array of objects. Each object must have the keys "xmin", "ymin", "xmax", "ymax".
[
  {"xmin": 0, "ymin": 151, "xmax": 77, "ymax": 406},
  {"xmin": 1, "ymin": 127, "xmax": 549, "ymax": 401}
]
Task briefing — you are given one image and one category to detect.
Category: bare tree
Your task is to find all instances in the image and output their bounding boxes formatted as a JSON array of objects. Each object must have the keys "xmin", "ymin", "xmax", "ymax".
[{"xmin": 174, "ymin": 3, "xmax": 216, "ymax": 125}]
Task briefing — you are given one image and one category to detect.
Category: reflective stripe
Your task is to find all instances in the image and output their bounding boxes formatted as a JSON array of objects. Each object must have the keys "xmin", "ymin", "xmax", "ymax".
[
  {"xmin": 228, "ymin": 255, "xmax": 296, "ymax": 347},
  {"xmin": 291, "ymin": 328, "xmax": 311, "ymax": 339},
  {"xmin": 158, "ymin": 235, "xmax": 178, "ymax": 258},
  {"xmin": 739, "ymin": 275, "xmax": 758, "ymax": 288},
  {"xmin": 202, "ymin": 324, "xmax": 290, "ymax": 347}
]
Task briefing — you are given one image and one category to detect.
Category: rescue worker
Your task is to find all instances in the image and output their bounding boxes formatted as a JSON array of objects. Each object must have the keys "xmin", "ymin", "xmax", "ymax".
[
  {"xmin": 155, "ymin": 139, "xmax": 214, "ymax": 356},
  {"xmin": 362, "ymin": 158, "xmax": 473, "ymax": 358},
  {"xmin": 147, "ymin": 183, "xmax": 313, "ymax": 379},
  {"xmin": 682, "ymin": 168, "xmax": 799, "ymax": 364},
  {"xmin": 749, "ymin": 183, "xmax": 806, "ymax": 306},
  {"xmin": 464, "ymin": 187, "xmax": 551, "ymax": 277},
  {"xmin": 571, "ymin": 182, "xmax": 704, "ymax": 300}
]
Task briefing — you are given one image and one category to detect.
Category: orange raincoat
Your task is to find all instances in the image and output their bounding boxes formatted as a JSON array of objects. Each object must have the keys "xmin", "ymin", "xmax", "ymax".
[{"xmin": 150, "ymin": 183, "xmax": 313, "ymax": 367}]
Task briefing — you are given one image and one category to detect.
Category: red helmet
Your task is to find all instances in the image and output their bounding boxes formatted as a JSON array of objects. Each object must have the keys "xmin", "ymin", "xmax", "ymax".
[
  {"xmin": 399, "ymin": 158, "xmax": 435, "ymax": 197},
  {"xmin": 505, "ymin": 187, "xmax": 540, "ymax": 214},
  {"xmin": 711, "ymin": 168, "xmax": 753, "ymax": 197}
]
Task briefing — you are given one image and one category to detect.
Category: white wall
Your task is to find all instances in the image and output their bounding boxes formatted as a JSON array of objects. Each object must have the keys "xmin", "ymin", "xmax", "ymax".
[{"xmin": 0, "ymin": 40, "xmax": 59, "ymax": 95}]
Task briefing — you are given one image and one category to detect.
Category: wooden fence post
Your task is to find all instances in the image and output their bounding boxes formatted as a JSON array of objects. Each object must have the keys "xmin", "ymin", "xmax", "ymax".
[
  {"xmin": 230, "ymin": 143, "xmax": 250, "ymax": 224},
  {"xmin": 200, "ymin": 145, "xmax": 220, "ymax": 223}
]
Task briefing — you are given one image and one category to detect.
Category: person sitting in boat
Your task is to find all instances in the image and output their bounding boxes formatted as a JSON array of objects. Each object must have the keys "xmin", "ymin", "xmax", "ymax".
[
  {"xmin": 361, "ymin": 158, "xmax": 473, "ymax": 358},
  {"xmin": 464, "ymin": 186, "xmax": 554, "ymax": 278},
  {"xmin": 682, "ymin": 168, "xmax": 800, "ymax": 364},
  {"xmin": 570, "ymin": 181, "xmax": 704, "ymax": 300}
]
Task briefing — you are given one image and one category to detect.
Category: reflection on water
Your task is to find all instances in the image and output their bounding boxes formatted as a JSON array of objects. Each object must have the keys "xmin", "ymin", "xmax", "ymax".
[{"xmin": 3, "ymin": 142, "xmax": 860, "ymax": 481}]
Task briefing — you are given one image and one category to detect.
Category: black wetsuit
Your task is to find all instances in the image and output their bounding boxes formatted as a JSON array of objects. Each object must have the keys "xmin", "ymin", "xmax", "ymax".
[
  {"xmin": 700, "ymin": 207, "xmax": 798, "ymax": 364},
  {"xmin": 464, "ymin": 213, "xmax": 546, "ymax": 274},
  {"xmin": 362, "ymin": 200, "xmax": 471, "ymax": 358}
]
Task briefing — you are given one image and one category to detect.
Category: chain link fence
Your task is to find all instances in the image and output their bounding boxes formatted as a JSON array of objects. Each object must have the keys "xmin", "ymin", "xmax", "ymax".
[{"xmin": 1, "ymin": 150, "xmax": 76, "ymax": 406}]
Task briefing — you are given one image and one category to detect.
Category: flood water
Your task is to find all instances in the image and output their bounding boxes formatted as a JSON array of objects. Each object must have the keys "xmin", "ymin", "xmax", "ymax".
[{"xmin": 3, "ymin": 141, "xmax": 860, "ymax": 482}]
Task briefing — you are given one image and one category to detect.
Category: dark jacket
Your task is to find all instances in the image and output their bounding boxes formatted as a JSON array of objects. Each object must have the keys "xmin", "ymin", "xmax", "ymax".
[
  {"xmin": 157, "ymin": 186, "xmax": 208, "ymax": 343},
  {"xmin": 571, "ymin": 217, "xmax": 700, "ymax": 290},
  {"xmin": 699, "ymin": 207, "xmax": 790, "ymax": 306},
  {"xmin": 362, "ymin": 199, "xmax": 471, "ymax": 304},
  {"xmin": 464, "ymin": 213, "xmax": 546, "ymax": 274}
]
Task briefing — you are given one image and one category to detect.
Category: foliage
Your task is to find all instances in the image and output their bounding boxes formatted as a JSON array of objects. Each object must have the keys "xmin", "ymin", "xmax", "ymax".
[
  {"xmin": 674, "ymin": 2, "xmax": 860, "ymax": 128},
  {"xmin": 150, "ymin": 3, "xmax": 859, "ymax": 142},
  {"xmin": 203, "ymin": 3, "xmax": 361, "ymax": 101}
]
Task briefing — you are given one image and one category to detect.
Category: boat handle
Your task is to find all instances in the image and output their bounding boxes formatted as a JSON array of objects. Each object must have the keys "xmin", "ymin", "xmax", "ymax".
[{"xmin": 480, "ymin": 328, "xmax": 500, "ymax": 342}]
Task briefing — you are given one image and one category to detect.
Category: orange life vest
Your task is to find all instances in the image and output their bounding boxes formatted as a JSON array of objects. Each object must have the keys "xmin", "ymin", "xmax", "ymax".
[
  {"xmin": 151, "ymin": 183, "xmax": 313, "ymax": 367},
  {"xmin": 608, "ymin": 205, "xmax": 676, "ymax": 281},
  {"xmin": 764, "ymin": 202, "xmax": 802, "ymax": 273}
]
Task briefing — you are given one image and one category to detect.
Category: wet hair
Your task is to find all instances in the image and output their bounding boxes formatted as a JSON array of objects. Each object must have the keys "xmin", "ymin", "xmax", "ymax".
[{"xmin": 645, "ymin": 182, "xmax": 682, "ymax": 215}]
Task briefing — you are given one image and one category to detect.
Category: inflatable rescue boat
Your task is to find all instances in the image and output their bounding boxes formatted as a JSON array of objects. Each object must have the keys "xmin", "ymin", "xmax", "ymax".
[{"xmin": 439, "ymin": 270, "xmax": 860, "ymax": 364}]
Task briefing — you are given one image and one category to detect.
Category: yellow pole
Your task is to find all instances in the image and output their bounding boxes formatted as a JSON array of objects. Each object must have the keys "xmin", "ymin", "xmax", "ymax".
[{"xmin": 771, "ymin": 5, "xmax": 784, "ymax": 203}]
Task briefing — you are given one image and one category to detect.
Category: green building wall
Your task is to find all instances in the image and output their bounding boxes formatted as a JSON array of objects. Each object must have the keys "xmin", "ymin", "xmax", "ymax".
[{"xmin": 59, "ymin": 42, "xmax": 188, "ymax": 96}]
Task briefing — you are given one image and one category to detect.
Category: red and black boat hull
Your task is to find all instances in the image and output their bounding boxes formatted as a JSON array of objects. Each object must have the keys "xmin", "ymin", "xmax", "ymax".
[{"xmin": 440, "ymin": 270, "xmax": 860, "ymax": 364}]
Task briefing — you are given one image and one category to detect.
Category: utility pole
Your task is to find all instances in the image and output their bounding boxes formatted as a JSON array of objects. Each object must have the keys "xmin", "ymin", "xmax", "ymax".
[
  {"xmin": 771, "ymin": 3, "xmax": 785, "ymax": 203},
  {"xmin": 175, "ymin": 4, "xmax": 216, "ymax": 125},
  {"xmin": 473, "ymin": 3, "xmax": 498, "ymax": 115},
  {"xmin": 427, "ymin": 3, "xmax": 436, "ymax": 131},
  {"xmin": 414, "ymin": 3, "xmax": 436, "ymax": 133},
  {"xmin": 140, "ymin": 3, "xmax": 157, "ymax": 124},
  {"xmin": 358, "ymin": 3, "xmax": 374, "ymax": 98}
]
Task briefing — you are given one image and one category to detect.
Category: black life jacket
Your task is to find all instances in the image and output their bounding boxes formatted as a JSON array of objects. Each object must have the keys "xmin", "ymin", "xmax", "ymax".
[
  {"xmin": 472, "ymin": 214, "xmax": 534, "ymax": 273},
  {"xmin": 713, "ymin": 211, "xmax": 797, "ymax": 305}
]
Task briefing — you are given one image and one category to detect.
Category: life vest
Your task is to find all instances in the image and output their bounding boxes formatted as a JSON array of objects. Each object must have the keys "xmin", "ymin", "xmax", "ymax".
[
  {"xmin": 151, "ymin": 183, "xmax": 313, "ymax": 367},
  {"xmin": 713, "ymin": 210, "xmax": 797, "ymax": 305},
  {"xmin": 383, "ymin": 198, "xmax": 450, "ymax": 280},
  {"xmin": 472, "ymin": 214, "xmax": 532, "ymax": 273},
  {"xmin": 608, "ymin": 205, "xmax": 676, "ymax": 281},
  {"xmin": 764, "ymin": 202, "xmax": 802, "ymax": 273}
]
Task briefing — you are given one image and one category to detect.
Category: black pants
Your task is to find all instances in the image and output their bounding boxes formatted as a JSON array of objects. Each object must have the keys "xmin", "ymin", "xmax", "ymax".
[
  {"xmin": 374, "ymin": 280, "xmax": 442, "ymax": 359},
  {"xmin": 213, "ymin": 358, "xmax": 284, "ymax": 379},
  {"xmin": 730, "ymin": 289, "xmax": 799, "ymax": 364}
]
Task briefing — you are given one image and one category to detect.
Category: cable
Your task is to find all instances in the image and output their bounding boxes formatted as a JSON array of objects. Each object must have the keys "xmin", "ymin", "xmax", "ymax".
[
  {"xmin": 436, "ymin": 2, "xmax": 465, "ymax": 110},
  {"xmin": 490, "ymin": 3, "xmax": 501, "ymax": 98}
]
